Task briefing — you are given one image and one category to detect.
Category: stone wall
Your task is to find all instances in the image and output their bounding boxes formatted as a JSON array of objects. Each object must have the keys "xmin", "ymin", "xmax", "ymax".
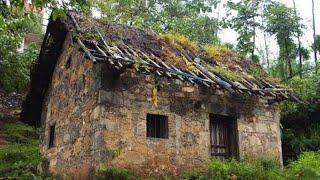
[
  {"xmin": 40, "ymin": 32, "xmax": 102, "ymax": 178},
  {"xmin": 95, "ymin": 68, "xmax": 282, "ymax": 176},
  {"xmin": 40, "ymin": 37, "xmax": 282, "ymax": 177}
]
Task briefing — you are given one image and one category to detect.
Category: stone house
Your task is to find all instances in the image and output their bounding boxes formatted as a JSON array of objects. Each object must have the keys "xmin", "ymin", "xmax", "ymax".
[{"xmin": 21, "ymin": 12, "xmax": 300, "ymax": 177}]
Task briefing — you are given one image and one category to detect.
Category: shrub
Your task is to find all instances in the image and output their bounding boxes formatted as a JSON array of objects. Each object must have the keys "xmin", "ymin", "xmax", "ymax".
[
  {"xmin": 183, "ymin": 157, "xmax": 286, "ymax": 180},
  {"xmin": 0, "ymin": 43, "xmax": 38, "ymax": 93},
  {"xmin": 182, "ymin": 169, "xmax": 208, "ymax": 180},
  {"xmin": 286, "ymin": 151, "xmax": 320, "ymax": 179},
  {"xmin": 94, "ymin": 167, "xmax": 136, "ymax": 180}
]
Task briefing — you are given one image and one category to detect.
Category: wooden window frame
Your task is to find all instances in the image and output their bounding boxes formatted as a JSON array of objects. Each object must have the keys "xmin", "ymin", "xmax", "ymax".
[
  {"xmin": 146, "ymin": 114, "xmax": 168, "ymax": 139},
  {"xmin": 210, "ymin": 114, "xmax": 239, "ymax": 160}
]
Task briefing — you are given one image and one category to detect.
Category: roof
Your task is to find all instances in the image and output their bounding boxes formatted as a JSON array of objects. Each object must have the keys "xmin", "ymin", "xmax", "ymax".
[{"xmin": 69, "ymin": 13, "xmax": 300, "ymax": 102}]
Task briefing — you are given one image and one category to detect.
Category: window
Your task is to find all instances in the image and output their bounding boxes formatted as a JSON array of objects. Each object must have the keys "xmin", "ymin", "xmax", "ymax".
[
  {"xmin": 146, "ymin": 114, "xmax": 168, "ymax": 139},
  {"xmin": 66, "ymin": 55, "xmax": 72, "ymax": 69},
  {"xmin": 48, "ymin": 124, "xmax": 56, "ymax": 148},
  {"xmin": 210, "ymin": 114, "xmax": 238, "ymax": 160}
]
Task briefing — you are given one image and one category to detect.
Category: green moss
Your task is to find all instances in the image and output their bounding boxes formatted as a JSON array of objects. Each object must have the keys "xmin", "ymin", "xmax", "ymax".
[
  {"xmin": 204, "ymin": 45, "xmax": 233, "ymax": 62},
  {"xmin": 80, "ymin": 31, "xmax": 101, "ymax": 41},
  {"xmin": 209, "ymin": 65, "xmax": 242, "ymax": 81},
  {"xmin": 248, "ymin": 65, "xmax": 265, "ymax": 78},
  {"xmin": 161, "ymin": 33, "xmax": 199, "ymax": 52}
]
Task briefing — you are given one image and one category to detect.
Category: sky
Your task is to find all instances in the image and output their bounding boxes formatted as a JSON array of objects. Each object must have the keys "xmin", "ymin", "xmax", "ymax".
[{"xmin": 218, "ymin": 0, "xmax": 320, "ymax": 66}]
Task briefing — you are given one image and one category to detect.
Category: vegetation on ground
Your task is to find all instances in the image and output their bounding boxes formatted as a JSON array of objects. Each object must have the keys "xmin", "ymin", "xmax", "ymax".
[
  {"xmin": 95, "ymin": 167, "xmax": 137, "ymax": 180},
  {"xmin": 183, "ymin": 153, "xmax": 320, "ymax": 180},
  {"xmin": 0, "ymin": 122, "xmax": 51, "ymax": 179}
]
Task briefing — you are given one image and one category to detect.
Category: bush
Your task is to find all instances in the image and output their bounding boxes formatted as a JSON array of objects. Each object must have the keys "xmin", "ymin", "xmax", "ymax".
[
  {"xmin": 183, "ymin": 153, "xmax": 320, "ymax": 180},
  {"xmin": 94, "ymin": 167, "xmax": 136, "ymax": 180},
  {"xmin": 286, "ymin": 151, "xmax": 320, "ymax": 179},
  {"xmin": 0, "ymin": 43, "xmax": 38, "ymax": 93},
  {"xmin": 183, "ymin": 157, "xmax": 285, "ymax": 180}
]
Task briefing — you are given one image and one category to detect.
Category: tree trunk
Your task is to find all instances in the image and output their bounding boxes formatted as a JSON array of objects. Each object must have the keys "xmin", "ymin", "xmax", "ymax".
[
  {"xmin": 215, "ymin": 0, "xmax": 221, "ymax": 44},
  {"xmin": 261, "ymin": 11, "xmax": 270, "ymax": 72},
  {"xmin": 284, "ymin": 37, "xmax": 293, "ymax": 78},
  {"xmin": 263, "ymin": 32, "xmax": 270, "ymax": 72},
  {"xmin": 312, "ymin": 0, "xmax": 318, "ymax": 72},
  {"xmin": 252, "ymin": 21, "xmax": 256, "ymax": 60},
  {"xmin": 293, "ymin": 0, "xmax": 303, "ymax": 78}
]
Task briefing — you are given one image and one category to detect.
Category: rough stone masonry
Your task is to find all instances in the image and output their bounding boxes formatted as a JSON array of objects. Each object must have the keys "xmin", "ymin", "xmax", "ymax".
[{"xmin": 39, "ymin": 31, "xmax": 282, "ymax": 178}]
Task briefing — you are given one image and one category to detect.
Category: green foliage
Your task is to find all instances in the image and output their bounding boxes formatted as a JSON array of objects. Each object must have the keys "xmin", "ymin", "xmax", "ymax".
[
  {"xmin": 0, "ymin": 3, "xmax": 40, "ymax": 93},
  {"xmin": 264, "ymin": 2, "xmax": 304, "ymax": 79},
  {"xmin": 280, "ymin": 72, "xmax": 319, "ymax": 113},
  {"xmin": 183, "ymin": 157, "xmax": 285, "ymax": 180},
  {"xmin": 299, "ymin": 47, "xmax": 311, "ymax": 61},
  {"xmin": 0, "ymin": 144, "xmax": 41, "ymax": 178},
  {"xmin": 95, "ymin": 0, "xmax": 220, "ymax": 44},
  {"xmin": 0, "ymin": 122, "xmax": 39, "ymax": 144},
  {"xmin": 283, "ymin": 124, "xmax": 320, "ymax": 156},
  {"xmin": 249, "ymin": 65, "xmax": 265, "ymax": 78},
  {"xmin": 204, "ymin": 45, "xmax": 233, "ymax": 62},
  {"xmin": 225, "ymin": 0, "xmax": 264, "ymax": 58},
  {"xmin": 94, "ymin": 167, "xmax": 136, "ymax": 180},
  {"xmin": 313, "ymin": 35, "xmax": 320, "ymax": 55},
  {"xmin": 286, "ymin": 73, "xmax": 320, "ymax": 101},
  {"xmin": 0, "ymin": 121, "xmax": 51, "ymax": 179},
  {"xmin": 162, "ymin": 33, "xmax": 199, "ymax": 52},
  {"xmin": 0, "ymin": 43, "xmax": 38, "ymax": 92},
  {"xmin": 183, "ymin": 154, "xmax": 320, "ymax": 180},
  {"xmin": 287, "ymin": 151, "xmax": 320, "ymax": 179},
  {"xmin": 209, "ymin": 66, "xmax": 242, "ymax": 81}
]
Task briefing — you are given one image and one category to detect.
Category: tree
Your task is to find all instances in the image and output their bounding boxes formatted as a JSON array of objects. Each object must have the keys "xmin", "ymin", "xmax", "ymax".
[
  {"xmin": 264, "ymin": 2, "xmax": 303, "ymax": 79},
  {"xmin": 95, "ymin": 0, "xmax": 220, "ymax": 44},
  {"xmin": 0, "ymin": 1, "xmax": 40, "ymax": 92},
  {"xmin": 225, "ymin": 0, "xmax": 263, "ymax": 60},
  {"xmin": 312, "ymin": 0, "xmax": 318, "ymax": 72},
  {"xmin": 292, "ymin": 0, "xmax": 303, "ymax": 78},
  {"xmin": 313, "ymin": 35, "xmax": 320, "ymax": 55}
]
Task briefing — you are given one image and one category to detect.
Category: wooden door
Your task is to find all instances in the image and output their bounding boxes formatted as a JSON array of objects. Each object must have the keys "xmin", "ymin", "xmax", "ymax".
[{"xmin": 210, "ymin": 114, "xmax": 238, "ymax": 160}]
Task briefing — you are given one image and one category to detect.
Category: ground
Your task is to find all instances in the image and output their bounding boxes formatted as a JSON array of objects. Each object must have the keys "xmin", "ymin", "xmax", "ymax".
[
  {"xmin": 0, "ymin": 91, "xmax": 51, "ymax": 179},
  {"xmin": 0, "ymin": 91, "xmax": 24, "ymax": 148}
]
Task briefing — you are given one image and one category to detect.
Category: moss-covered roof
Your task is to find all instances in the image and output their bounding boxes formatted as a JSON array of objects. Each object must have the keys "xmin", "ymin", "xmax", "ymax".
[{"xmin": 69, "ymin": 12, "xmax": 300, "ymax": 102}]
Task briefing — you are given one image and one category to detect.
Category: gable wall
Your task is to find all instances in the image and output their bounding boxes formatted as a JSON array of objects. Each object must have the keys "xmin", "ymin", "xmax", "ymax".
[{"xmin": 40, "ymin": 32, "xmax": 102, "ymax": 178}]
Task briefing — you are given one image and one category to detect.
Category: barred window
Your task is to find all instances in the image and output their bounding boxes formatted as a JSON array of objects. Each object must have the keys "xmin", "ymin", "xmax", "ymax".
[{"xmin": 146, "ymin": 114, "xmax": 168, "ymax": 139}]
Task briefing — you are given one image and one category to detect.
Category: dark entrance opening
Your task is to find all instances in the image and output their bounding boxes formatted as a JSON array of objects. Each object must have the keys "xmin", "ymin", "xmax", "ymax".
[{"xmin": 210, "ymin": 114, "xmax": 239, "ymax": 160}]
